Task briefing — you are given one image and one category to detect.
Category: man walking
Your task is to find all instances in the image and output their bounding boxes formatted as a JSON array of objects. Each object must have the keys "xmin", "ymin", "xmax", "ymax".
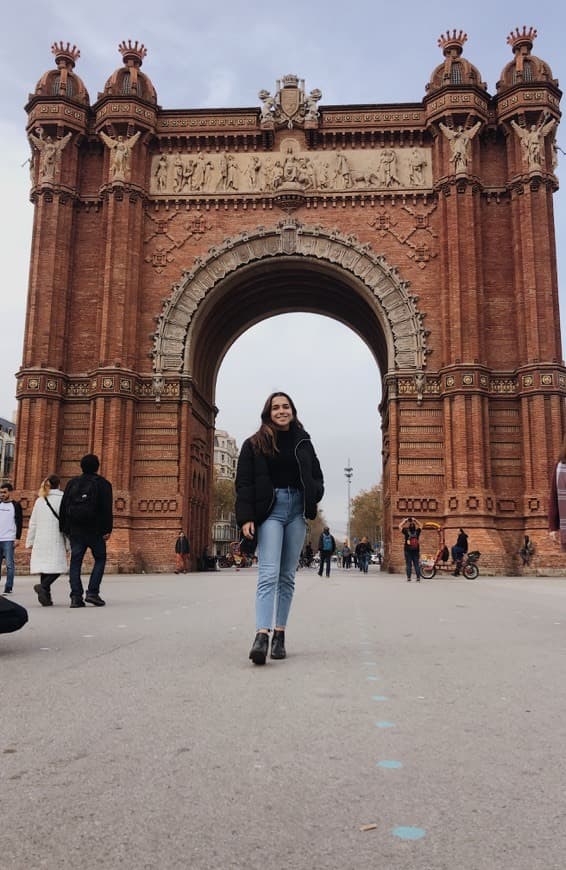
[
  {"xmin": 0, "ymin": 483, "xmax": 23, "ymax": 594},
  {"xmin": 59, "ymin": 454, "xmax": 113, "ymax": 608},
  {"xmin": 317, "ymin": 526, "xmax": 336, "ymax": 578},
  {"xmin": 174, "ymin": 530, "xmax": 190, "ymax": 573}
]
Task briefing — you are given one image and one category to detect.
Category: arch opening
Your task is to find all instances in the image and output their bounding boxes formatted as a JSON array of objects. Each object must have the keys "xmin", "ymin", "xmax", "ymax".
[
  {"xmin": 214, "ymin": 312, "xmax": 383, "ymax": 542},
  {"xmin": 189, "ymin": 257, "xmax": 392, "ymax": 402}
]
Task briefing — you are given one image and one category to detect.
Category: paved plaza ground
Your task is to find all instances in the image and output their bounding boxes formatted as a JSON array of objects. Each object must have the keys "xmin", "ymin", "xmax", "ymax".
[{"xmin": 2, "ymin": 565, "xmax": 566, "ymax": 870}]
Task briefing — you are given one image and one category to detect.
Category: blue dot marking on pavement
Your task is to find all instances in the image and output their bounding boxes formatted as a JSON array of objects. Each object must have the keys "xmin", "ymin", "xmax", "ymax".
[
  {"xmin": 372, "ymin": 695, "xmax": 388, "ymax": 701},
  {"xmin": 392, "ymin": 826, "xmax": 426, "ymax": 841},
  {"xmin": 377, "ymin": 760, "xmax": 402, "ymax": 769},
  {"xmin": 375, "ymin": 721, "xmax": 395, "ymax": 728},
  {"xmin": 367, "ymin": 675, "xmax": 379, "ymax": 681}
]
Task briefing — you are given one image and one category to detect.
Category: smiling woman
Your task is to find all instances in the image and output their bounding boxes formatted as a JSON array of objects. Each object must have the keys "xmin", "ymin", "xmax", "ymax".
[{"xmin": 235, "ymin": 390, "xmax": 324, "ymax": 664}]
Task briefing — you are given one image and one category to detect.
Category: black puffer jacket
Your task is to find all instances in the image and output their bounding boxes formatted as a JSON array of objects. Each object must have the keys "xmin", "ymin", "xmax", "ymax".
[{"xmin": 235, "ymin": 427, "xmax": 324, "ymax": 527}]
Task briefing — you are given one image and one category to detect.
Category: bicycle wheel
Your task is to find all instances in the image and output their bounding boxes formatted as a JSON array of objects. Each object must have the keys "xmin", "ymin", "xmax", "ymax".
[
  {"xmin": 463, "ymin": 563, "xmax": 479, "ymax": 579},
  {"xmin": 420, "ymin": 565, "xmax": 436, "ymax": 579}
]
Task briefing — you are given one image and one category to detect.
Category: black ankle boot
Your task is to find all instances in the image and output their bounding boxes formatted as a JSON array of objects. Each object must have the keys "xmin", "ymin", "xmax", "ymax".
[
  {"xmin": 271, "ymin": 630, "xmax": 286, "ymax": 660},
  {"xmin": 249, "ymin": 632, "xmax": 269, "ymax": 665}
]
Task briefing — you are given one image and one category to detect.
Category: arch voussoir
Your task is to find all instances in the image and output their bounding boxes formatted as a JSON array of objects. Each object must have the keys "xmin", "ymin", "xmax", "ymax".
[{"xmin": 152, "ymin": 218, "xmax": 429, "ymax": 376}]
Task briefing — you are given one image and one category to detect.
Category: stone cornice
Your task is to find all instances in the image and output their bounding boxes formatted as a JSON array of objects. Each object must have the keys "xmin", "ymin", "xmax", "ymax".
[{"xmin": 386, "ymin": 363, "xmax": 566, "ymax": 399}]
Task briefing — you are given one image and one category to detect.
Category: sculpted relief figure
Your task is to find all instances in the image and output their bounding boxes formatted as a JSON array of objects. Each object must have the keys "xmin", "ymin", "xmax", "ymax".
[
  {"xmin": 283, "ymin": 147, "xmax": 301, "ymax": 183},
  {"xmin": 99, "ymin": 129, "xmax": 142, "ymax": 180},
  {"xmin": 155, "ymin": 154, "xmax": 169, "ymax": 192},
  {"xmin": 193, "ymin": 153, "xmax": 214, "ymax": 190},
  {"xmin": 216, "ymin": 152, "xmax": 239, "ymax": 192},
  {"xmin": 408, "ymin": 148, "xmax": 427, "ymax": 187},
  {"xmin": 28, "ymin": 126, "xmax": 72, "ymax": 182},
  {"xmin": 378, "ymin": 148, "xmax": 400, "ymax": 187},
  {"xmin": 247, "ymin": 155, "xmax": 263, "ymax": 189},
  {"xmin": 334, "ymin": 150, "xmax": 353, "ymax": 189},
  {"xmin": 173, "ymin": 154, "xmax": 184, "ymax": 193},
  {"xmin": 439, "ymin": 121, "xmax": 481, "ymax": 174},
  {"xmin": 510, "ymin": 114, "xmax": 557, "ymax": 172}
]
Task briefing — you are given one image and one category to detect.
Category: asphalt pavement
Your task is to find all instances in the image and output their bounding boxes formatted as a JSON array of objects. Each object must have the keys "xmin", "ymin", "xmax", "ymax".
[{"xmin": 2, "ymin": 565, "xmax": 566, "ymax": 870}]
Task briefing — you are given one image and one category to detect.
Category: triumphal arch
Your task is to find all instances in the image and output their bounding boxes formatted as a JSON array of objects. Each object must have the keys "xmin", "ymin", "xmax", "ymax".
[{"xmin": 17, "ymin": 29, "xmax": 565, "ymax": 572}]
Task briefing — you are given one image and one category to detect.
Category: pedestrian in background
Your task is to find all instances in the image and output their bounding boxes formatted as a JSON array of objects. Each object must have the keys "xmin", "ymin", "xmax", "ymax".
[
  {"xmin": 399, "ymin": 516, "xmax": 422, "ymax": 582},
  {"xmin": 451, "ymin": 528, "xmax": 469, "ymax": 576},
  {"xmin": 549, "ymin": 435, "xmax": 566, "ymax": 551},
  {"xmin": 356, "ymin": 536, "xmax": 372, "ymax": 573},
  {"xmin": 59, "ymin": 454, "xmax": 113, "ymax": 608},
  {"xmin": 26, "ymin": 474, "xmax": 68, "ymax": 606},
  {"xmin": 236, "ymin": 391, "xmax": 324, "ymax": 665},
  {"xmin": 318, "ymin": 526, "xmax": 336, "ymax": 578},
  {"xmin": 0, "ymin": 483, "xmax": 23, "ymax": 594},
  {"xmin": 174, "ymin": 530, "xmax": 190, "ymax": 573}
]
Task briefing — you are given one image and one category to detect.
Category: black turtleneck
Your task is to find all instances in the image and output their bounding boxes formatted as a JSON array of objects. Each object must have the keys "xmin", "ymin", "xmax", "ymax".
[{"xmin": 266, "ymin": 428, "xmax": 302, "ymax": 489}]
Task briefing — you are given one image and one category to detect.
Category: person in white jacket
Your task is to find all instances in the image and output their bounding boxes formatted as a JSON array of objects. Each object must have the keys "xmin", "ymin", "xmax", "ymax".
[{"xmin": 26, "ymin": 475, "xmax": 69, "ymax": 606}]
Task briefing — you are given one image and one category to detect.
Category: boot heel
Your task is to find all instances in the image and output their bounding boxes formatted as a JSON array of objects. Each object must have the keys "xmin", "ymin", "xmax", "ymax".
[
  {"xmin": 271, "ymin": 630, "xmax": 286, "ymax": 660},
  {"xmin": 249, "ymin": 632, "xmax": 269, "ymax": 665}
]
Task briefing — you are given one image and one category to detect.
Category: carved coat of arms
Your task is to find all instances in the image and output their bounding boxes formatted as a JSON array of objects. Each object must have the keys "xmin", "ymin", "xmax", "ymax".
[{"xmin": 258, "ymin": 75, "xmax": 322, "ymax": 129}]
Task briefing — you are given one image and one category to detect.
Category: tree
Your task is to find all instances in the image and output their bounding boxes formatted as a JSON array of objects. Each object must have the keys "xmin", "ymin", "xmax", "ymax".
[
  {"xmin": 350, "ymin": 485, "xmax": 383, "ymax": 545},
  {"xmin": 212, "ymin": 471, "xmax": 235, "ymax": 521}
]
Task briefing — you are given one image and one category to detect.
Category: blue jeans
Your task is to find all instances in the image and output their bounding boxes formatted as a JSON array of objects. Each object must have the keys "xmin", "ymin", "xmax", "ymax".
[
  {"xmin": 318, "ymin": 553, "xmax": 332, "ymax": 577},
  {"xmin": 360, "ymin": 553, "xmax": 370, "ymax": 573},
  {"xmin": 0, "ymin": 540, "xmax": 15, "ymax": 591},
  {"xmin": 405, "ymin": 548, "xmax": 421, "ymax": 580},
  {"xmin": 69, "ymin": 533, "xmax": 107, "ymax": 598},
  {"xmin": 256, "ymin": 488, "xmax": 306, "ymax": 630}
]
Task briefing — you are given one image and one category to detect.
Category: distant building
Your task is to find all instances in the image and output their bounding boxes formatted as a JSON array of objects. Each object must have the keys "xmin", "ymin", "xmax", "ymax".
[
  {"xmin": 213, "ymin": 430, "xmax": 238, "ymax": 480},
  {"xmin": 212, "ymin": 430, "xmax": 239, "ymax": 555},
  {"xmin": 0, "ymin": 417, "xmax": 16, "ymax": 481}
]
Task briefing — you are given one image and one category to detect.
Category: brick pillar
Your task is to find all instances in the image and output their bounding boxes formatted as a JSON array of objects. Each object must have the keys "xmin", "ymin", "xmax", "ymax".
[
  {"xmin": 15, "ymin": 121, "xmax": 82, "ymax": 494},
  {"xmin": 506, "ymin": 124, "xmax": 566, "ymax": 567}
]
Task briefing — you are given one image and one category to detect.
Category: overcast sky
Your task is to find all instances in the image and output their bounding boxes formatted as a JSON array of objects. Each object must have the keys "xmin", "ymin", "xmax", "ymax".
[{"xmin": 2, "ymin": 0, "xmax": 565, "ymax": 538}]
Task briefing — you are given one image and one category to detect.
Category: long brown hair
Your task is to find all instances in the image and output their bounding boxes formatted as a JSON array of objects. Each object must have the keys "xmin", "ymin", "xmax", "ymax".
[{"xmin": 249, "ymin": 391, "xmax": 303, "ymax": 456}]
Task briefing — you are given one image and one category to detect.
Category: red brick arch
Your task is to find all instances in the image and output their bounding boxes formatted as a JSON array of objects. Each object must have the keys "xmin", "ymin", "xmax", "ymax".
[{"xmin": 153, "ymin": 218, "xmax": 429, "ymax": 390}]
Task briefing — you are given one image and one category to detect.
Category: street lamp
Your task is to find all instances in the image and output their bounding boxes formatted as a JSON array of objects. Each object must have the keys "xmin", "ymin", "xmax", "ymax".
[{"xmin": 344, "ymin": 459, "xmax": 353, "ymax": 544}]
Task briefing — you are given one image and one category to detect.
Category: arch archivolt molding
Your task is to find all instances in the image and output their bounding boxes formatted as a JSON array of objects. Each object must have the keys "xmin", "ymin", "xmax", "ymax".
[{"xmin": 152, "ymin": 218, "xmax": 430, "ymax": 380}]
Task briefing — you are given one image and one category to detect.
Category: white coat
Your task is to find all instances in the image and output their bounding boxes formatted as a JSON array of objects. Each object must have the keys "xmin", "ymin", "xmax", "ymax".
[{"xmin": 26, "ymin": 490, "xmax": 69, "ymax": 574}]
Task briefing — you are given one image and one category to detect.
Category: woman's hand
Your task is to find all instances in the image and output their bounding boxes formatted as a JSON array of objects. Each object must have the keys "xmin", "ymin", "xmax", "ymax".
[{"xmin": 242, "ymin": 521, "xmax": 255, "ymax": 540}]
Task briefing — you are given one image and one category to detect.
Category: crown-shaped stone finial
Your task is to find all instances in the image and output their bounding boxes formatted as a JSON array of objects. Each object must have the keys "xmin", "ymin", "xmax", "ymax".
[
  {"xmin": 281, "ymin": 73, "xmax": 299, "ymax": 87},
  {"xmin": 51, "ymin": 41, "xmax": 80, "ymax": 68},
  {"xmin": 507, "ymin": 26, "xmax": 537, "ymax": 54},
  {"xmin": 437, "ymin": 30, "xmax": 468, "ymax": 56},
  {"xmin": 118, "ymin": 40, "xmax": 148, "ymax": 67}
]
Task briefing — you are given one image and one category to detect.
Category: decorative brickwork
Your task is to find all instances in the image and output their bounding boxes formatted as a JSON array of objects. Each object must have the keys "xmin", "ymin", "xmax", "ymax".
[{"xmin": 15, "ymin": 34, "xmax": 566, "ymax": 573}]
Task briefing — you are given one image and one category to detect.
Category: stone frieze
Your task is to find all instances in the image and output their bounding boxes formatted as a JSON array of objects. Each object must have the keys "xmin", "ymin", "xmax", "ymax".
[{"xmin": 149, "ymin": 142, "xmax": 432, "ymax": 197}]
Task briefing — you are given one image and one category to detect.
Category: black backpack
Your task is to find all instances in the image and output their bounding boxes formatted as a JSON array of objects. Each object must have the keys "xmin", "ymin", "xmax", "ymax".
[{"xmin": 65, "ymin": 476, "xmax": 99, "ymax": 526}]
